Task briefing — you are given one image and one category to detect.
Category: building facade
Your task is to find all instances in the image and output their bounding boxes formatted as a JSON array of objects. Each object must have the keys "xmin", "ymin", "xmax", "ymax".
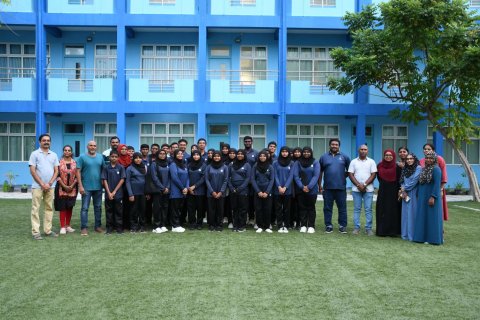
[{"xmin": 0, "ymin": 0, "xmax": 479, "ymax": 186}]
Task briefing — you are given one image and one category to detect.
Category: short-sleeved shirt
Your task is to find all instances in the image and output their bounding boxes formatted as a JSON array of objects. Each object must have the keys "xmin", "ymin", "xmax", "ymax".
[
  {"xmin": 29, "ymin": 148, "xmax": 59, "ymax": 189},
  {"xmin": 77, "ymin": 153, "xmax": 105, "ymax": 191},
  {"xmin": 101, "ymin": 164, "xmax": 126, "ymax": 200},
  {"xmin": 348, "ymin": 157, "xmax": 377, "ymax": 192},
  {"xmin": 319, "ymin": 152, "xmax": 351, "ymax": 190}
]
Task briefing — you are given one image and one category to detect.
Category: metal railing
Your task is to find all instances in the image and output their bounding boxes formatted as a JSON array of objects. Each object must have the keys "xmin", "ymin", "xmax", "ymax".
[
  {"xmin": 230, "ymin": 0, "xmax": 256, "ymax": 6},
  {"xmin": 470, "ymin": 0, "xmax": 480, "ymax": 7},
  {"xmin": 207, "ymin": 69, "xmax": 278, "ymax": 81},
  {"xmin": 46, "ymin": 68, "xmax": 117, "ymax": 79},
  {"xmin": 149, "ymin": 0, "xmax": 176, "ymax": 4},
  {"xmin": 310, "ymin": 0, "xmax": 336, "ymax": 7},
  {"xmin": 0, "ymin": 67, "xmax": 36, "ymax": 79},
  {"xmin": 125, "ymin": 68, "xmax": 197, "ymax": 80},
  {"xmin": 286, "ymin": 70, "xmax": 342, "ymax": 86}
]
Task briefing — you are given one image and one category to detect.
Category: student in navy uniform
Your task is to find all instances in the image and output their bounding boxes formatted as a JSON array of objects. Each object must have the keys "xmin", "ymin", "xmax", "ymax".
[
  {"xmin": 220, "ymin": 143, "xmax": 230, "ymax": 163},
  {"xmin": 139, "ymin": 144, "xmax": 153, "ymax": 228},
  {"xmin": 169, "ymin": 149, "xmax": 188, "ymax": 233},
  {"xmin": 223, "ymin": 148, "xmax": 236, "ymax": 228},
  {"xmin": 251, "ymin": 150, "xmax": 275, "ymax": 234},
  {"xmin": 205, "ymin": 150, "xmax": 229, "ymax": 231},
  {"xmin": 273, "ymin": 146, "xmax": 294, "ymax": 233},
  {"xmin": 101, "ymin": 150, "xmax": 126, "ymax": 234},
  {"xmin": 151, "ymin": 149, "xmax": 171, "ymax": 234},
  {"xmin": 187, "ymin": 150, "xmax": 207, "ymax": 230},
  {"xmin": 294, "ymin": 147, "xmax": 320, "ymax": 234},
  {"xmin": 243, "ymin": 136, "xmax": 258, "ymax": 226},
  {"xmin": 229, "ymin": 149, "xmax": 251, "ymax": 232},
  {"xmin": 289, "ymin": 147, "xmax": 302, "ymax": 229},
  {"xmin": 268, "ymin": 141, "xmax": 278, "ymax": 162},
  {"xmin": 197, "ymin": 138, "xmax": 208, "ymax": 162},
  {"xmin": 126, "ymin": 152, "xmax": 148, "ymax": 233}
]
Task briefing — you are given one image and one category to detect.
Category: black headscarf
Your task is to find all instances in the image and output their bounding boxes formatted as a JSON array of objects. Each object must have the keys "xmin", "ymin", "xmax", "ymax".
[
  {"xmin": 277, "ymin": 146, "xmax": 291, "ymax": 167},
  {"xmin": 292, "ymin": 147, "xmax": 302, "ymax": 162},
  {"xmin": 226, "ymin": 148, "xmax": 237, "ymax": 165},
  {"xmin": 256, "ymin": 150, "xmax": 270, "ymax": 173},
  {"xmin": 232, "ymin": 149, "xmax": 247, "ymax": 170},
  {"xmin": 399, "ymin": 152, "xmax": 419, "ymax": 184},
  {"xmin": 173, "ymin": 149, "xmax": 185, "ymax": 169},
  {"xmin": 207, "ymin": 148, "xmax": 215, "ymax": 165},
  {"xmin": 188, "ymin": 150, "xmax": 203, "ymax": 171},
  {"xmin": 299, "ymin": 147, "xmax": 315, "ymax": 168},
  {"xmin": 132, "ymin": 152, "xmax": 146, "ymax": 175},
  {"xmin": 419, "ymin": 151, "xmax": 438, "ymax": 184},
  {"xmin": 156, "ymin": 150, "xmax": 168, "ymax": 168},
  {"xmin": 211, "ymin": 150, "xmax": 224, "ymax": 169}
]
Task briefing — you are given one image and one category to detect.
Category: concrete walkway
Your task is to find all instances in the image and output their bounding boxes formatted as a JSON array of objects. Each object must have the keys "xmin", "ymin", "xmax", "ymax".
[{"xmin": 0, "ymin": 191, "xmax": 474, "ymax": 202}]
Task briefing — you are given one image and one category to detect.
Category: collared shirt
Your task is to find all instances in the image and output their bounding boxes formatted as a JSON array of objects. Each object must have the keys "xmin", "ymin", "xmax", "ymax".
[
  {"xmin": 348, "ymin": 157, "xmax": 377, "ymax": 192},
  {"xmin": 101, "ymin": 164, "xmax": 126, "ymax": 200},
  {"xmin": 319, "ymin": 151, "xmax": 351, "ymax": 190},
  {"xmin": 77, "ymin": 153, "xmax": 105, "ymax": 191},
  {"xmin": 29, "ymin": 148, "xmax": 59, "ymax": 189}
]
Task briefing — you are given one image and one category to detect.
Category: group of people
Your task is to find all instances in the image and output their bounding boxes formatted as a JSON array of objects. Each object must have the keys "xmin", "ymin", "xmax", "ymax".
[{"xmin": 29, "ymin": 133, "xmax": 446, "ymax": 245}]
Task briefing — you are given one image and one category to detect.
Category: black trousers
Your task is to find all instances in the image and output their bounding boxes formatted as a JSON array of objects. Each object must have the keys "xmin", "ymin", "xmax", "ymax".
[
  {"xmin": 224, "ymin": 194, "xmax": 232, "ymax": 223},
  {"xmin": 207, "ymin": 197, "xmax": 224, "ymax": 228},
  {"xmin": 130, "ymin": 194, "xmax": 146, "ymax": 231},
  {"xmin": 170, "ymin": 198, "xmax": 185, "ymax": 228},
  {"xmin": 187, "ymin": 194, "xmax": 206, "ymax": 227},
  {"xmin": 297, "ymin": 193, "xmax": 317, "ymax": 228},
  {"xmin": 105, "ymin": 198, "xmax": 123, "ymax": 232},
  {"xmin": 152, "ymin": 193, "xmax": 169, "ymax": 228},
  {"xmin": 122, "ymin": 193, "xmax": 131, "ymax": 230},
  {"xmin": 248, "ymin": 186, "xmax": 255, "ymax": 220},
  {"xmin": 274, "ymin": 195, "xmax": 291, "ymax": 229},
  {"xmin": 254, "ymin": 195, "xmax": 272, "ymax": 230},
  {"xmin": 230, "ymin": 193, "xmax": 248, "ymax": 230},
  {"xmin": 290, "ymin": 195, "xmax": 298, "ymax": 228},
  {"xmin": 145, "ymin": 196, "xmax": 153, "ymax": 227}
]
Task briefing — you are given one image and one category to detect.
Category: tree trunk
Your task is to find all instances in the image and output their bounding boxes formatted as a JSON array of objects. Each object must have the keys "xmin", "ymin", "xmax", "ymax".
[{"xmin": 446, "ymin": 139, "xmax": 480, "ymax": 202}]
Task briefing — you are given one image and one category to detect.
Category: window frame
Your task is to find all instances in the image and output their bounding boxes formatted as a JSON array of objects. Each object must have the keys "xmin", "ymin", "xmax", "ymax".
[
  {"xmin": 286, "ymin": 123, "xmax": 340, "ymax": 155},
  {"xmin": 0, "ymin": 122, "xmax": 39, "ymax": 162},
  {"xmin": 93, "ymin": 122, "xmax": 117, "ymax": 153},
  {"xmin": 381, "ymin": 125, "xmax": 408, "ymax": 153},
  {"xmin": 240, "ymin": 45, "xmax": 268, "ymax": 81},
  {"xmin": 238, "ymin": 123, "xmax": 267, "ymax": 151},
  {"xmin": 94, "ymin": 44, "xmax": 117, "ymax": 79},
  {"xmin": 139, "ymin": 122, "xmax": 195, "ymax": 146}
]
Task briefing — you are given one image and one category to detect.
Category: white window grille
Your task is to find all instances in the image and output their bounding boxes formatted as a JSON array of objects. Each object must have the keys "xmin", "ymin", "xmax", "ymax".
[
  {"xmin": 0, "ymin": 43, "xmax": 36, "ymax": 84},
  {"xmin": 240, "ymin": 46, "xmax": 267, "ymax": 82},
  {"xmin": 427, "ymin": 126, "xmax": 480, "ymax": 164},
  {"xmin": 140, "ymin": 123, "xmax": 195, "ymax": 146},
  {"xmin": 286, "ymin": 124, "xmax": 339, "ymax": 155},
  {"xmin": 382, "ymin": 125, "xmax": 408, "ymax": 153},
  {"xmin": 0, "ymin": 122, "xmax": 37, "ymax": 161},
  {"xmin": 94, "ymin": 123, "xmax": 117, "ymax": 153},
  {"xmin": 95, "ymin": 44, "xmax": 117, "ymax": 79},
  {"xmin": 238, "ymin": 124, "xmax": 266, "ymax": 151},
  {"xmin": 310, "ymin": 0, "xmax": 336, "ymax": 7}
]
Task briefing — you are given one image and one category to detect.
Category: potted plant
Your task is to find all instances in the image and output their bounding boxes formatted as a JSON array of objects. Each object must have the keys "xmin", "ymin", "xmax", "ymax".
[
  {"xmin": 2, "ymin": 180, "xmax": 8, "ymax": 192},
  {"xmin": 4, "ymin": 171, "xmax": 18, "ymax": 192},
  {"xmin": 21, "ymin": 184, "xmax": 28, "ymax": 193},
  {"xmin": 454, "ymin": 182, "xmax": 464, "ymax": 195}
]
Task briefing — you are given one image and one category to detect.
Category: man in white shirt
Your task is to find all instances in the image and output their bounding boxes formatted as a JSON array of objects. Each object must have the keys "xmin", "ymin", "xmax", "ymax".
[{"xmin": 348, "ymin": 144, "xmax": 377, "ymax": 235}]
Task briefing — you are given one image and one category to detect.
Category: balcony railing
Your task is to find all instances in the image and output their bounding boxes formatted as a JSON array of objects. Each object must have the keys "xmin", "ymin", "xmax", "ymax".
[
  {"xmin": 0, "ymin": 67, "xmax": 36, "ymax": 80},
  {"xmin": 125, "ymin": 68, "xmax": 197, "ymax": 80},
  {"xmin": 207, "ymin": 69, "xmax": 278, "ymax": 81},
  {"xmin": 46, "ymin": 68, "xmax": 117, "ymax": 79},
  {"xmin": 286, "ymin": 70, "xmax": 342, "ymax": 86}
]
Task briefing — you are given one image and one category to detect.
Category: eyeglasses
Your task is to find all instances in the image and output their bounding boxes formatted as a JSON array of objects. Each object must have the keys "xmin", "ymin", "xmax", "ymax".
[
  {"xmin": 406, "ymin": 158, "xmax": 414, "ymax": 161},
  {"xmin": 384, "ymin": 154, "xmax": 393, "ymax": 157}
]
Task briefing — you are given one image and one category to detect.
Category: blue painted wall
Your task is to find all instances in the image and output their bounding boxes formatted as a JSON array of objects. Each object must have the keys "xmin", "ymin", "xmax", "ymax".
[
  {"xmin": 0, "ymin": 0, "xmax": 34, "ymax": 12},
  {"xmin": 47, "ymin": 0, "xmax": 114, "ymax": 14}
]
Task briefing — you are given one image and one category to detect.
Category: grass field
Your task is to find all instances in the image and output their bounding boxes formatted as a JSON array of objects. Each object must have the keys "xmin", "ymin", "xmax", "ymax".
[{"xmin": 0, "ymin": 199, "xmax": 479, "ymax": 320}]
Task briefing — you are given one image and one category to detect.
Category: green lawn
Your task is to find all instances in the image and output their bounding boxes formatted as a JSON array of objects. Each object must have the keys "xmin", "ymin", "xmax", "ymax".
[{"xmin": 0, "ymin": 199, "xmax": 479, "ymax": 319}]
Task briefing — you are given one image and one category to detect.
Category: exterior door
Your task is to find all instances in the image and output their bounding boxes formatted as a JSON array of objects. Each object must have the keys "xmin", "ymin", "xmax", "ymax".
[
  {"xmin": 208, "ymin": 58, "xmax": 231, "ymax": 80},
  {"xmin": 351, "ymin": 125, "xmax": 373, "ymax": 158},
  {"xmin": 63, "ymin": 123, "xmax": 85, "ymax": 159},
  {"xmin": 207, "ymin": 124, "xmax": 230, "ymax": 150}
]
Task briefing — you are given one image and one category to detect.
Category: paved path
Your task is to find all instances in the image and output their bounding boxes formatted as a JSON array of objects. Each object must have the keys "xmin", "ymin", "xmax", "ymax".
[{"xmin": 0, "ymin": 191, "xmax": 473, "ymax": 202}]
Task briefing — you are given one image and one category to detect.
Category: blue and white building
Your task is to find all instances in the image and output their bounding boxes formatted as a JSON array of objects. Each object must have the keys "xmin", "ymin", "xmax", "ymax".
[{"xmin": 0, "ymin": 0, "xmax": 479, "ymax": 186}]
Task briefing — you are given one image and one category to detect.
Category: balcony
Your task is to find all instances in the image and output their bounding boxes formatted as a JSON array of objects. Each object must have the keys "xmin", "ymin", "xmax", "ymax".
[
  {"xmin": 47, "ymin": 68, "xmax": 114, "ymax": 101},
  {"xmin": 211, "ymin": 0, "xmax": 275, "ymax": 16},
  {"xmin": 127, "ymin": 69, "xmax": 196, "ymax": 102},
  {"xmin": 287, "ymin": 71, "xmax": 353, "ymax": 103},
  {"xmin": 129, "ymin": 0, "xmax": 196, "ymax": 14},
  {"xmin": 369, "ymin": 86, "xmax": 403, "ymax": 105},
  {"xmin": 291, "ymin": 0, "xmax": 355, "ymax": 17},
  {"xmin": 0, "ymin": 68, "xmax": 35, "ymax": 101},
  {"xmin": 0, "ymin": 0, "xmax": 34, "ymax": 12},
  {"xmin": 47, "ymin": 0, "xmax": 114, "ymax": 14},
  {"xmin": 208, "ymin": 69, "xmax": 277, "ymax": 102}
]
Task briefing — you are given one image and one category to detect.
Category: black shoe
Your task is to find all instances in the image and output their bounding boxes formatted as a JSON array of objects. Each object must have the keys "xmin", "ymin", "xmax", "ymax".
[
  {"xmin": 196, "ymin": 224, "xmax": 202, "ymax": 230},
  {"xmin": 208, "ymin": 226, "xmax": 215, "ymax": 232},
  {"xmin": 117, "ymin": 230, "xmax": 124, "ymax": 235},
  {"xmin": 325, "ymin": 226, "xmax": 333, "ymax": 233},
  {"xmin": 130, "ymin": 229, "xmax": 136, "ymax": 234},
  {"xmin": 339, "ymin": 226, "xmax": 347, "ymax": 234},
  {"xmin": 189, "ymin": 225, "xmax": 196, "ymax": 231},
  {"xmin": 216, "ymin": 227, "xmax": 223, "ymax": 232},
  {"xmin": 140, "ymin": 228, "xmax": 146, "ymax": 233},
  {"xmin": 238, "ymin": 228, "xmax": 246, "ymax": 233}
]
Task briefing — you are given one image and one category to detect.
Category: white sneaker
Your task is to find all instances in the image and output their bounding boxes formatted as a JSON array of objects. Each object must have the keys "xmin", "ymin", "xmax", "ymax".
[
  {"xmin": 60, "ymin": 227, "xmax": 66, "ymax": 235},
  {"xmin": 254, "ymin": 224, "xmax": 259, "ymax": 230},
  {"xmin": 248, "ymin": 219, "xmax": 255, "ymax": 226},
  {"xmin": 203, "ymin": 218, "xmax": 207, "ymax": 223},
  {"xmin": 283, "ymin": 227, "xmax": 289, "ymax": 234},
  {"xmin": 228, "ymin": 223, "xmax": 233, "ymax": 229},
  {"xmin": 278, "ymin": 228, "xmax": 284, "ymax": 233},
  {"xmin": 256, "ymin": 228, "xmax": 263, "ymax": 233},
  {"xmin": 223, "ymin": 217, "xmax": 228, "ymax": 224},
  {"xmin": 161, "ymin": 227, "xmax": 168, "ymax": 232},
  {"xmin": 153, "ymin": 227, "xmax": 163, "ymax": 234},
  {"xmin": 172, "ymin": 226, "xmax": 185, "ymax": 233},
  {"xmin": 307, "ymin": 227, "xmax": 315, "ymax": 234},
  {"xmin": 66, "ymin": 226, "xmax": 75, "ymax": 233},
  {"xmin": 300, "ymin": 226, "xmax": 307, "ymax": 233},
  {"xmin": 265, "ymin": 228, "xmax": 272, "ymax": 233}
]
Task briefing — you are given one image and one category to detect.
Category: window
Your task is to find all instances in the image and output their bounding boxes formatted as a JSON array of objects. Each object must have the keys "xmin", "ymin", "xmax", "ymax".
[
  {"xmin": 382, "ymin": 125, "xmax": 408, "ymax": 152},
  {"xmin": 231, "ymin": 0, "xmax": 256, "ymax": 6},
  {"xmin": 95, "ymin": 44, "xmax": 117, "ymax": 79},
  {"xmin": 238, "ymin": 124, "xmax": 266, "ymax": 151},
  {"xmin": 150, "ymin": 0, "xmax": 176, "ymax": 4},
  {"xmin": 210, "ymin": 47, "xmax": 230, "ymax": 58},
  {"xmin": 427, "ymin": 126, "xmax": 480, "ymax": 164},
  {"xmin": 0, "ymin": 43, "xmax": 36, "ymax": 84},
  {"xmin": 287, "ymin": 46, "xmax": 340, "ymax": 86},
  {"xmin": 310, "ymin": 0, "xmax": 336, "ymax": 7},
  {"xmin": 94, "ymin": 123, "xmax": 117, "ymax": 153},
  {"xmin": 140, "ymin": 123, "xmax": 195, "ymax": 146},
  {"xmin": 65, "ymin": 45, "xmax": 85, "ymax": 56},
  {"xmin": 286, "ymin": 124, "xmax": 339, "ymax": 155},
  {"xmin": 240, "ymin": 46, "xmax": 267, "ymax": 81},
  {"xmin": 0, "ymin": 122, "xmax": 37, "ymax": 161},
  {"xmin": 140, "ymin": 45, "xmax": 197, "ymax": 82},
  {"xmin": 470, "ymin": 0, "xmax": 480, "ymax": 8}
]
